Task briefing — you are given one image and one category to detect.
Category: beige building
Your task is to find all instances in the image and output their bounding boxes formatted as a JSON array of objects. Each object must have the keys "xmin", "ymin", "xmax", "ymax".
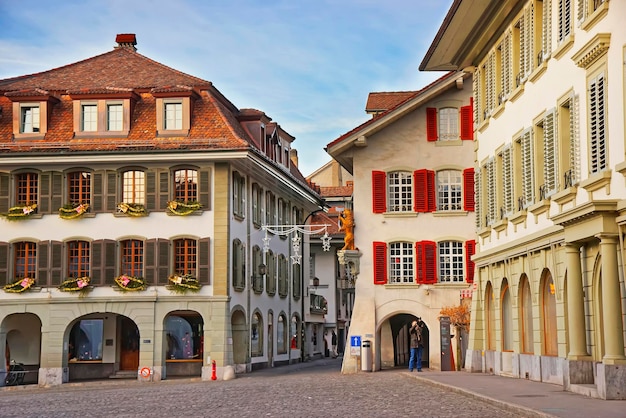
[
  {"xmin": 326, "ymin": 72, "xmax": 475, "ymax": 372},
  {"xmin": 421, "ymin": 0, "xmax": 626, "ymax": 399},
  {"xmin": 0, "ymin": 35, "xmax": 322, "ymax": 386}
]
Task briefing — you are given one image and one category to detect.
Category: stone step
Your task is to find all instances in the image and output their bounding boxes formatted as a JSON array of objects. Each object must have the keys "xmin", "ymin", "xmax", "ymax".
[
  {"xmin": 570, "ymin": 383, "xmax": 599, "ymax": 398},
  {"xmin": 109, "ymin": 371, "xmax": 137, "ymax": 379}
]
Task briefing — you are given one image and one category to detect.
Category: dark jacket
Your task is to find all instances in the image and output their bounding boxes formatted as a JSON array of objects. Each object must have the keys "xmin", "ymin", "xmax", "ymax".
[{"xmin": 410, "ymin": 322, "xmax": 423, "ymax": 349}]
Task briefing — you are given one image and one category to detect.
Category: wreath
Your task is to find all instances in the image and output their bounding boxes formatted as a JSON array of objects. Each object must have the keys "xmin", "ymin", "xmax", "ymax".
[
  {"xmin": 167, "ymin": 274, "xmax": 201, "ymax": 294},
  {"xmin": 117, "ymin": 202, "xmax": 148, "ymax": 217},
  {"xmin": 59, "ymin": 203, "xmax": 89, "ymax": 220},
  {"xmin": 58, "ymin": 276, "xmax": 91, "ymax": 294},
  {"xmin": 114, "ymin": 274, "xmax": 146, "ymax": 291},
  {"xmin": 167, "ymin": 200, "xmax": 202, "ymax": 216},
  {"xmin": 0, "ymin": 203, "xmax": 38, "ymax": 221},
  {"xmin": 3, "ymin": 277, "xmax": 35, "ymax": 293}
]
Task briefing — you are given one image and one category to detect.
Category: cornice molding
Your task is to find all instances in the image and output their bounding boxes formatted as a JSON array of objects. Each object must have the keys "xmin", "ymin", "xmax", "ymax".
[{"xmin": 571, "ymin": 33, "xmax": 611, "ymax": 69}]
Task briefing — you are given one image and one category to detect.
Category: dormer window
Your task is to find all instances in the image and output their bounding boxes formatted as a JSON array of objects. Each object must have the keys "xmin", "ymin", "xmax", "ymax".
[
  {"xmin": 152, "ymin": 86, "xmax": 198, "ymax": 137},
  {"xmin": 69, "ymin": 89, "xmax": 138, "ymax": 137},
  {"xmin": 6, "ymin": 89, "xmax": 58, "ymax": 140},
  {"xmin": 164, "ymin": 101, "xmax": 183, "ymax": 130},
  {"xmin": 21, "ymin": 104, "xmax": 40, "ymax": 133}
]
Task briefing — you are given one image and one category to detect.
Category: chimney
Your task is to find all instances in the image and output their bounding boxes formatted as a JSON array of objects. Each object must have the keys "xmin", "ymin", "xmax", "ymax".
[
  {"xmin": 290, "ymin": 149, "xmax": 299, "ymax": 168},
  {"xmin": 115, "ymin": 34, "xmax": 137, "ymax": 51}
]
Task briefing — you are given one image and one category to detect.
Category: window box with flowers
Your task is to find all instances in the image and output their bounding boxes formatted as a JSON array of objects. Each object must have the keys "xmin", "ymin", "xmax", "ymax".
[
  {"xmin": 167, "ymin": 274, "xmax": 201, "ymax": 294},
  {"xmin": 59, "ymin": 203, "xmax": 89, "ymax": 220},
  {"xmin": 114, "ymin": 274, "xmax": 146, "ymax": 292},
  {"xmin": 58, "ymin": 276, "xmax": 92, "ymax": 294},
  {"xmin": 167, "ymin": 200, "xmax": 202, "ymax": 216},
  {"xmin": 1, "ymin": 203, "xmax": 38, "ymax": 221},
  {"xmin": 117, "ymin": 202, "xmax": 148, "ymax": 217},
  {"xmin": 3, "ymin": 277, "xmax": 35, "ymax": 293}
]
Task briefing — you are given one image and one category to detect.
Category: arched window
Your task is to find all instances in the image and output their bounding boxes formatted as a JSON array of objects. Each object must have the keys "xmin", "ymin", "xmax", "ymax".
[
  {"xmin": 251, "ymin": 312, "xmax": 263, "ymax": 357},
  {"xmin": 486, "ymin": 282, "xmax": 496, "ymax": 350},
  {"xmin": 165, "ymin": 313, "xmax": 203, "ymax": 360},
  {"xmin": 520, "ymin": 274, "xmax": 534, "ymax": 353},
  {"xmin": 290, "ymin": 314, "xmax": 300, "ymax": 349},
  {"xmin": 501, "ymin": 279, "xmax": 513, "ymax": 351},
  {"xmin": 277, "ymin": 314, "xmax": 288, "ymax": 354},
  {"xmin": 174, "ymin": 169, "xmax": 197, "ymax": 202},
  {"xmin": 542, "ymin": 270, "xmax": 558, "ymax": 356},
  {"xmin": 231, "ymin": 239, "xmax": 245, "ymax": 291},
  {"xmin": 122, "ymin": 170, "xmax": 145, "ymax": 205}
]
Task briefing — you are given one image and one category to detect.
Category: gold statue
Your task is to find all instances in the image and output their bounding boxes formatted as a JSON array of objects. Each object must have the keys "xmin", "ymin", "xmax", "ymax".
[{"xmin": 339, "ymin": 209, "xmax": 355, "ymax": 251}]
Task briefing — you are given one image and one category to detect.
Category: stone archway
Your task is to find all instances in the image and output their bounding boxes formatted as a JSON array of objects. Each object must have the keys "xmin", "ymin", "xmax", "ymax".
[
  {"xmin": 379, "ymin": 313, "xmax": 430, "ymax": 370},
  {"xmin": 231, "ymin": 309, "xmax": 247, "ymax": 373},
  {"xmin": 163, "ymin": 310, "xmax": 204, "ymax": 377},
  {"xmin": 1, "ymin": 313, "xmax": 42, "ymax": 385}
]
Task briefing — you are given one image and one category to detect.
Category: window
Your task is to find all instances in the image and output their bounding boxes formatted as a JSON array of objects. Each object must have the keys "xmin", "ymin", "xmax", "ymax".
[
  {"xmin": 387, "ymin": 171, "xmax": 413, "ymax": 212},
  {"xmin": 16, "ymin": 172, "xmax": 38, "ymax": 206},
  {"xmin": 252, "ymin": 246, "xmax": 264, "ymax": 293},
  {"xmin": 438, "ymin": 241, "xmax": 463, "ymax": 283},
  {"xmin": 499, "ymin": 147, "xmax": 514, "ymax": 217},
  {"xmin": 68, "ymin": 171, "xmax": 91, "ymax": 206},
  {"xmin": 290, "ymin": 315, "xmax": 300, "ymax": 349},
  {"xmin": 122, "ymin": 170, "xmax": 145, "ymax": 205},
  {"xmin": 485, "ymin": 158, "xmax": 497, "ymax": 224},
  {"xmin": 558, "ymin": 0, "xmax": 572, "ymax": 42},
  {"xmin": 542, "ymin": 109, "xmax": 558, "ymax": 197},
  {"xmin": 265, "ymin": 191, "xmax": 276, "ymax": 225},
  {"xmin": 165, "ymin": 314, "xmax": 203, "ymax": 360},
  {"xmin": 278, "ymin": 254, "xmax": 288, "ymax": 297},
  {"xmin": 588, "ymin": 71, "xmax": 607, "ymax": 173},
  {"xmin": 232, "ymin": 239, "xmax": 245, "ymax": 291},
  {"xmin": 164, "ymin": 102, "xmax": 183, "ymax": 130},
  {"xmin": 558, "ymin": 93, "xmax": 580, "ymax": 188},
  {"xmin": 252, "ymin": 184, "xmax": 263, "ymax": 226},
  {"xmin": 174, "ymin": 169, "xmax": 198, "ymax": 202},
  {"xmin": 520, "ymin": 129, "xmax": 534, "ymax": 207},
  {"xmin": 541, "ymin": 0, "xmax": 552, "ymax": 63},
  {"xmin": 174, "ymin": 238, "xmax": 197, "ymax": 276},
  {"xmin": 67, "ymin": 240, "xmax": 90, "ymax": 278},
  {"xmin": 233, "ymin": 172, "xmax": 245, "ymax": 218},
  {"xmin": 266, "ymin": 250, "xmax": 276, "ymax": 295},
  {"xmin": 578, "ymin": 0, "xmax": 608, "ymax": 28},
  {"xmin": 81, "ymin": 104, "xmax": 98, "ymax": 132},
  {"xmin": 542, "ymin": 270, "xmax": 558, "ymax": 356},
  {"xmin": 426, "ymin": 105, "xmax": 473, "ymax": 141},
  {"xmin": 486, "ymin": 282, "xmax": 496, "ymax": 350},
  {"xmin": 498, "ymin": 31, "xmax": 513, "ymax": 103},
  {"xmin": 292, "ymin": 263, "xmax": 301, "ymax": 300},
  {"xmin": 389, "ymin": 242, "xmax": 414, "ymax": 284},
  {"xmin": 502, "ymin": 279, "xmax": 513, "ymax": 351},
  {"xmin": 20, "ymin": 105, "xmax": 40, "ymax": 133},
  {"xmin": 120, "ymin": 239, "xmax": 143, "ymax": 277},
  {"xmin": 438, "ymin": 108, "xmax": 459, "ymax": 140},
  {"xmin": 436, "ymin": 170, "xmax": 462, "ymax": 211},
  {"xmin": 277, "ymin": 314, "xmax": 288, "ymax": 354},
  {"xmin": 520, "ymin": 274, "xmax": 534, "ymax": 353},
  {"xmin": 107, "ymin": 103, "xmax": 123, "ymax": 131},
  {"xmin": 69, "ymin": 319, "xmax": 103, "ymax": 361},
  {"xmin": 251, "ymin": 312, "xmax": 263, "ymax": 356},
  {"xmin": 14, "ymin": 241, "xmax": 36, "ymax": 279}
]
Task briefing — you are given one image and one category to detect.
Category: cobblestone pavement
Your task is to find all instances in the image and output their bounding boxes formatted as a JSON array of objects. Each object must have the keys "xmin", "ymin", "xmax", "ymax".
[{"xmin": 0, "ymin": 359, "xmax": 534, "ymax": 418}]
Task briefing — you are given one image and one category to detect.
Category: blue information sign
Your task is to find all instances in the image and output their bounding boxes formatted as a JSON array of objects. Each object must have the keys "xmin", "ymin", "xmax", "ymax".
[{"xmin": 351, "ymin": 335, "xmax": 361, "ymax": 347}]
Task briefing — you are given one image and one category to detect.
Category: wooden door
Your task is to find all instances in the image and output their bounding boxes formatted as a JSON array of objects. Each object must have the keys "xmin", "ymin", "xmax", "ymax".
[{"xmin": 120, "ymin": 317, "xmax": 139, "ymax": 371}]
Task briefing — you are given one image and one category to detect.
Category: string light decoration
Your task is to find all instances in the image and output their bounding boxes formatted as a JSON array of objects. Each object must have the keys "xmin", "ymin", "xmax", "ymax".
[{"xmin": 261, "ymin": 224, "xmax": 332, "ymax": 264}]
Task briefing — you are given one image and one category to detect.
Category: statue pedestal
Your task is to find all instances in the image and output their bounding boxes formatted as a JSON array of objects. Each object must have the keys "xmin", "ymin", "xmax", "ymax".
[{"xmin": 337, "ymin": 250, "xmax": 362, "ymax": 282}]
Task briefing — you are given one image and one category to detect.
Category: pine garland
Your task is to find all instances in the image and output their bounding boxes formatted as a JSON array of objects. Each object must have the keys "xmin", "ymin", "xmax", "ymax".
[
  {"xmin": 59, "ymin": 203, "xmax": 89, "ymax": 219},
  {"xmin": 167, "ymin": 200, "xmax": 202, "ymax": 216},
  {"xmin": 117, "ymin": 202, "xmax": 148, "ymax": 217},
  {"xmin": 114, "ymin": 275, "xmax": 146, "ymax": 291},
  {"xmin": 167, "ymin": 274, "xmax": 201, "ymax": 294},
  {"xmin": 58, "ymin": 276, "xmax": 91, "ymax": 294},
  {"xmin": 3, "ymin": 277, "xmax": 35, "ymax": 293},
  {"xmin": 0, "ymin": 204, "xmax": 38, "ymax": 221}
]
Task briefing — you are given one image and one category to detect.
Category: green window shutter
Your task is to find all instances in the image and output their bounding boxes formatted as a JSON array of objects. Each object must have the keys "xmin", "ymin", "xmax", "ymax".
[
  {"xmin": 158, "ymin": 239, "xmax": 170, "ymax": 285},
  {"xmin": 51, "ymin": 172, "xmax": 63, "ymax": 213},
  {"xmin": 106, "ymin": 171, "xmax": 118, "ymax": 212},
  {"xmin": 144, "ymin": 239, "xmax": 157, "ymax": 285},
  {"xmin": 159, "ymin": 170, "xmax": 170, "ymax": 210},
  {"xmin": 91, "ymin": 240, "xmax": 103, "ymax": 285},
  {"xmin": 103, "ymin": 240, "xmax": 117, "ymax": 285},
  {"xmin": 146, "ymin": 170, "xmax": 157, "ymax": 211},
  {"xmin": 51, "ymin": 240, "xmax": 63, "ymax": 286},
  {"xmin": 199, "ymin": 169, "xmax": 211, "ymax": 210},
  {"xmin": 198, "ymin": 237, "xmax": 210, "ymax": 284},
  {"xmin": 0, "ymin": 242, "xmax": 9, "ymax": 284},
  {"xmin": 38, "ymin": 241, "xmax": 50, "ymax": 286},
  {"xmin": 92, "ymin": 171, "xmax": 104, "ymax": 212},
  {"xmin": 0, "ymin": 173, "xmax": 9, "ymax": 213}
]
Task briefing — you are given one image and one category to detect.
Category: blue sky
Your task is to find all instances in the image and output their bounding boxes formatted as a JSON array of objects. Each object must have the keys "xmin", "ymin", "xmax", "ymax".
[{"xmin": 0, "ymin": 0, "xmax": 452, "ymax": 176}]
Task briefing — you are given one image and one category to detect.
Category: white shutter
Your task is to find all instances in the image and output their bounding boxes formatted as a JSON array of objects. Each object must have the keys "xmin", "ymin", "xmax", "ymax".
[
  {"xmin": 519, "ymin": 15, "xmax": 526, "ymax": 81},
  {"xmin": 502, "ymin": 146, "xmax": 514, "ymax": 215},
  {"xmin": 475, "ymin": 169, "xmax": 482, "ymax": 228},
  {"xmin": 577, "ymin": 0, "xmax": 586, "ymax": 23},
  {"xmin": 521, "ymin": 129, "xmax": 534, "ymax": 207},
  {"xmin": 589, "ymin": 73, "xmax": 607, "ymax": 173},
  {"xmin": 486, "ymin": 52, "xmax": 496, "ymax": 114},
  {"xmin": 473, "ymin": 68, "xmax": 481, "ymax": 124},
  {"xmin": 487, "ymin": 158, "xmax": 497, "ymax": 224},
  {"xmin": 501, "ymin": 31, "xmax": 512, "ymax": 99},
  {"xmin": 559, "ymin": 0, "xmax": 572, "ymax": 41},
  {"xmin": 543, "ymin": 109, "xmax": 558, "ymax": 196},
  {"xmin": 542, "ymin": 0, "xmax": 552, "ymax": 59},
  {"xmin": 569, "ymin": 93, "xmax": 580, "ymax": 185},
  {"xmin": 525, "ymin": 3, "xmax": 534, "ymax": 75}
]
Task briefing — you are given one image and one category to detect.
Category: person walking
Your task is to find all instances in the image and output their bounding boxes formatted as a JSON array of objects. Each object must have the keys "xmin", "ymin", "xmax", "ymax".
[
  {"xmin": 331, "ymin": 330, "xmax": 338, "ymax": 358},
  {"xmin": 409, "ymin": 318, "xmax": 424, "ymax": 372}
]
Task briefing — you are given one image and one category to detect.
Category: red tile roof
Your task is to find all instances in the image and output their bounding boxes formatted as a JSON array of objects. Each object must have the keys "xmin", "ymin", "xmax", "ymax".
[
  {"xmin": 365, "ymin": 91, "xmax": 418, "ymax": 113},
  {"xmin": 320, "ymin": 185, "xmax": 353, "ymax": 198}
]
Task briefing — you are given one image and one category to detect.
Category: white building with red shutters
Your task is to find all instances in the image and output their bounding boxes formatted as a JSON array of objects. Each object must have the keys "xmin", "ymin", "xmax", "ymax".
[{"xmin": 326, "ymin": 71, "xmax": 476, "ymax": 372}]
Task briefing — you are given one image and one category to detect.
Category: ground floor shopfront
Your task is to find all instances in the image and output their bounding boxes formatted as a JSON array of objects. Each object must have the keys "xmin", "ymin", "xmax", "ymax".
[{"xmin": 0, "ymin": 291, "xmax": 233, "ymax": 386}]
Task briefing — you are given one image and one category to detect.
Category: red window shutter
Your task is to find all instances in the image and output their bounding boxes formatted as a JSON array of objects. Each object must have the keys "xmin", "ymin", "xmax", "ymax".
[
  {"xmin": 423, "ymin": 241, "xmax": 437, "ymax": 284},
  {"xmin": 427, "ymin": 170, "xmax": 436, "ymax": 212},
  {"xmin": 426, "ymin": 107, "xmax": 438, "ymax": 141},
  {"xmin": 415, "ymin": 241, "xmax": 424, "ymax": 284},
  {"xmin": 372, "ymin": 171, "xmax": 387, "ymax": 214},
  {"xmin": 463, "ymin": 168, "xmax": 475, "ymax": 211},
  {"xmin": 465, "ymin": 240, "xmax": 476, "ymax": 283},
  {"xmin": 460, "ymin": 105, "xmax": 473, "ymax": 140},
  {"xmin": 413, "ymin": 170, "xmax": 428, "ymax": 212},
  {"xmin": 373, "ymin": 241, "xmax": 387, "ymax": 285}
]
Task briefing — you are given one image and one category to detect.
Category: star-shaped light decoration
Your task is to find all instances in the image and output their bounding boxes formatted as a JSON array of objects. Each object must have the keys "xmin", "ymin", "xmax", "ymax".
[
  {"xmin": 291, "ymin": 254, "xmax": 302, "ymax": 265},
  {"xmin": 263, "ymin": 236, "xmax": 272, "ymax": 252},
  {"xmin": 321, "ymin": 232, "xmax": 331, "ymax": 252},
  {"xmin": 291, "ymin": 235, "xmax": 301, "ymax": 254}
]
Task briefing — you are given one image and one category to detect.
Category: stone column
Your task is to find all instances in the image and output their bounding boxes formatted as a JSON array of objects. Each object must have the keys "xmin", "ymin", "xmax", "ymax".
[
  {"xmin": 597, "ymin": 234, "xmax": 626, "ymax": 364},
  {"xmin": 565, "ymin": 243, "xmax": 588, "ymax": 358}
]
